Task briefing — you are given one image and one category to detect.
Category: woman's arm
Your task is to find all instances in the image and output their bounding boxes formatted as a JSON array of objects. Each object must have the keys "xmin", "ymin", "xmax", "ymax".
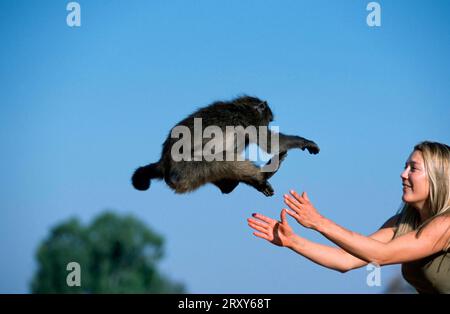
[
  {"xmin": 284, "ymin": 190, "xmax": 450, "ymax": 265},
  {"xmin": 248, "ymin": 211, "xmax": 399, "ymax": 273},
  {"xmin": 288, "ymin": 215, "xmax": 399, "ymax": 272},
  {"xmin": 315, "ymin": 215, "xmax": 450, "ymax": 265}
]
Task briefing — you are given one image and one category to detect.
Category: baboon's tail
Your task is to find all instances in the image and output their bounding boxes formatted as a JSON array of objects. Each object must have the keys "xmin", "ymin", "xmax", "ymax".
[{"xmin": 131, "ymin": 162, "xmax": 164, "ymax": 191}]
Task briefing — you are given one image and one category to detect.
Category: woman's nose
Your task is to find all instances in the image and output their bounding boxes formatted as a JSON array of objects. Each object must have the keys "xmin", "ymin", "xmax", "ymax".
[{"xmin": 400, "ymin": 168, "xmax": 409, "ymax": 180}]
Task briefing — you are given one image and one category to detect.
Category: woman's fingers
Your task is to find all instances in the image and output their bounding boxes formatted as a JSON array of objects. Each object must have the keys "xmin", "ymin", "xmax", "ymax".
[
  {"xmin": 284, "ymin": 208, "xmax": 300, "ymax": 220},
  {"xmin": 284, "ymin": 194, "xmax": 303, "ymax": 208},
  {"xmin": 290, "ymin": 190, "xmax": 307, "ymax": 204},
  {"xmin": 280, "ymin": 209, "xmax": 287, "ymax": 224},
  {"xmin": 248, "ymin": 221, "xmax": 268, "ymax": 234},
  {"xmin": 281, "ymin": 208, "xmax": 296, "ymax": 224},
  {"xmin": 284, "ymin": 197, "xmax": 301, "ymax": 213},
  {"xmin": 302, "ymin": 191, "xmax": 310, "ymax": 202},
  {"xmin": 252, "ymin": 213, "xmax": 275, "ymax": 224},
  {"xmin": 247, "ymin": 218, "xmax": 269, "ymax": 229},
  {"xmin": 253, "ymin": 232, "xmax": 270, "ymax": 241}
]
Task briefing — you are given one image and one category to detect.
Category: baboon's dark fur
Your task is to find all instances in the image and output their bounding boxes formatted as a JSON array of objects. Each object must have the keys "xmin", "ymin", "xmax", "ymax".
[{"xmin": 131, "ymin": 95, "xmax": 319, "ymax": 196}]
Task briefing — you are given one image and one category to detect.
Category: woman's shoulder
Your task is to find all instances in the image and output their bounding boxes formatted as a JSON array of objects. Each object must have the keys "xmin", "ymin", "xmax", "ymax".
[
  {"xmin": 420, "ymin": 214, "xmax": 450, "ymax": 251},
  {"xmin": 424, "ymin": 213, "xmax": 450, "ymax": 230}
]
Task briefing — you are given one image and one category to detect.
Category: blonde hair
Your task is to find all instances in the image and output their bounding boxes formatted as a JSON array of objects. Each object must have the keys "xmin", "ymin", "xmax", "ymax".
[{"xmin": 394, "ymin": 141, "xmax": 450, "ymax": 250}]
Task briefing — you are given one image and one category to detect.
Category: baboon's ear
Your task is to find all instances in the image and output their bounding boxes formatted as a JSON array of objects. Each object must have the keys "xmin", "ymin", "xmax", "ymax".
[{"xmin": 255, "ymin": 101, "xmax": 267, "ymax": 115}]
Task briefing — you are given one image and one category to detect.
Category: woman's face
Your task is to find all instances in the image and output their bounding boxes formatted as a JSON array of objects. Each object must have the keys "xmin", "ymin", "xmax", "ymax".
[{"xmin": 401, "ymin": 150, "xmax": 430, "ymax": 213}]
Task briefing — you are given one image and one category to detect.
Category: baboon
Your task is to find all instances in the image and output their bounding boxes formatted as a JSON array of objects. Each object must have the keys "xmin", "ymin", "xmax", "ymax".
[{"xmin": 131, "ymin": 95, "xmax": 319, "ymax": 196}]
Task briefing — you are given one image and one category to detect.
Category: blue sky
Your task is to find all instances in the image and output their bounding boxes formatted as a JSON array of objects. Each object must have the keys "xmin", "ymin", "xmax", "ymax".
[{"xmin": 0, "ymin": 0, "xmax": 449, "ymax": 293}]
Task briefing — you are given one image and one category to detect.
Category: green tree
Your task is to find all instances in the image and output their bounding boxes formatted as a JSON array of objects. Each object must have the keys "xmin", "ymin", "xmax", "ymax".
[{"xmin": 31, "ymin": 211, "xmax": 185, "ymax": 293}]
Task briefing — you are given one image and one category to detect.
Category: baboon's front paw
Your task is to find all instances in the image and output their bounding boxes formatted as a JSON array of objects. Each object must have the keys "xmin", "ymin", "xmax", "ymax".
[
  {"xmin": 302, "ymin": 142, "xmax": 320, "ymax": 155},
  {"xmin": 260, "ymin": 182, "xmax": 274, "ymax": 197}
]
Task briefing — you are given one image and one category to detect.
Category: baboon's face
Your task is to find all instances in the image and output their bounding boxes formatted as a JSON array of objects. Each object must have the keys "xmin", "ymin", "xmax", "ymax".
[
  {"xmin": 253, "ymin": 100, "xmax": 274, "ymax": 123},
  {"xmin": 263, "ymin": 102, "xmax": 274, "ymax": 122},
  {"xmin": 235, "ymin": 96, "xmax": 274, "ymax": 123}
]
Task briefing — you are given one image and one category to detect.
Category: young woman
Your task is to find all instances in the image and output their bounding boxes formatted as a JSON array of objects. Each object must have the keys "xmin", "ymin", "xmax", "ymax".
[{"xmin": 248, "ymin": 141, "xmax": 450, "ymax": 293}]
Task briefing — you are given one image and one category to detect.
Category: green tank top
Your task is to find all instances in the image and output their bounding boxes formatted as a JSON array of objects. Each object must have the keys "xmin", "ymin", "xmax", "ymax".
[{"xmin": 402, "ymin": 250, "xmax": 450, "ymax": 293}]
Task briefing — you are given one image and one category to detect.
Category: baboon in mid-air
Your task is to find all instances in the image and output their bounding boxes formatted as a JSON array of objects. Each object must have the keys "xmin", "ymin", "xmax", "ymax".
[{"xmin": 131, "ymin": 95, "xmax": 319, "ymax": 196}]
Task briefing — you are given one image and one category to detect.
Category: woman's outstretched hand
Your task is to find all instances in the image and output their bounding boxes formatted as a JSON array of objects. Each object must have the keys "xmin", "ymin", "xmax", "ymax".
[
  {"xmin": 247, "ymin": 210, "xmax": 296, "ymax": 248},
  {"xmin": 283, "ymin": 190, "xmax": 325, "ymax": 231}
]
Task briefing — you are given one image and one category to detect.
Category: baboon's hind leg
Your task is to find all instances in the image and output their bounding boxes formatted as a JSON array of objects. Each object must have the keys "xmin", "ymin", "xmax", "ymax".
[
  {"xmin": 213, "ymin": 179, "xmax": 240, "ymax": 194},
  {"xmin": 231, "ymin": 161, "xmax": 275, "ymax": 197},
  {"xmin": 246, "ymin": 179, "xmax": 274, "ymax": 196}
]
